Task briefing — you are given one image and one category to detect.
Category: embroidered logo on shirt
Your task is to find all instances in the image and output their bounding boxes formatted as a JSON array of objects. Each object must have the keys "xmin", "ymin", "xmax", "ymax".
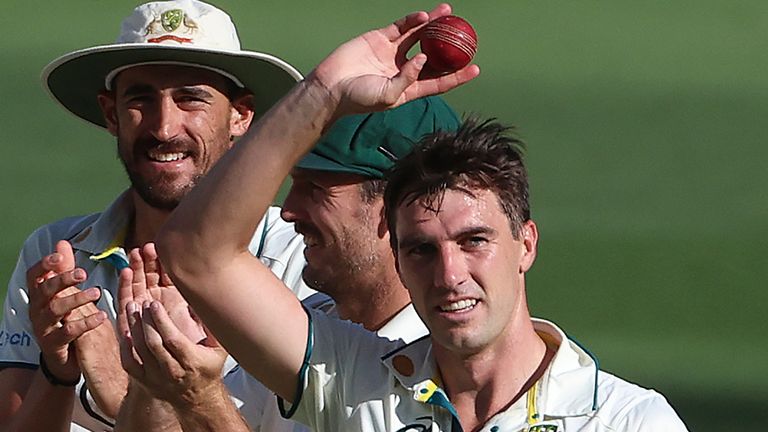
[{"xmin": 528, "ymin": 422, "xmax": 560, "ymax": 432}]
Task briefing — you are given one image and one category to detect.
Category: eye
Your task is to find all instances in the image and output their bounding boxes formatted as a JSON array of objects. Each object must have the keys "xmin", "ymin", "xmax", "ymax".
[
  {"xmin": 405, "ymin": 243, "xmax": 436, "ymax": 257},
  {"xmin": 462, "ymin": 236, "xmax": 488, "ymax": 249},
  {"xmin": 123, "ymin": 95, "xmax": 152, "ymax": 107},
  {"xmin": 176, "ymin": 96, "xmax": 208, "ymax": 108}
]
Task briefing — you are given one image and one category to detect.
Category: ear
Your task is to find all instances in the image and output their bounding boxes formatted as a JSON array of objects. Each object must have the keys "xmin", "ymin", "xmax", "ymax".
[
  {"xmin": 97, "ymin": 90, "xmax": 119, "ymax": 137},
  {"xmin": 229, "ymin": 93, "xmax": 255, "ymax": 138},
  {"xmin": 519, "ymin": 220, "xmax": 538, "ymax": 273},
  {"xmin": 376, "ymin": 199, "xmax": 388, "ymax": 239}
]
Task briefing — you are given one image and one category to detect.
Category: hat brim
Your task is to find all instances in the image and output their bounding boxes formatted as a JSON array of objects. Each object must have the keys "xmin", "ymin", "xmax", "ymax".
[
  {"xmin": 42, "ymin": 43, "xmax": 303, "ymax": 129},
  {"xmin": 296, "ymin": 151, "xmax": 378, "ymax": 177}
]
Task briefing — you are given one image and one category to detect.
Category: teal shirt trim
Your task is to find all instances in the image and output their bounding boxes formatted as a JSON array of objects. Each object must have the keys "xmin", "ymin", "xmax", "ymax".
[
  {"xmin": 89, "ymin": 247, "xmax": 129, "ymax": 270},
  {"xmin": 277, "ymin": 305, "xmax": 314, "ymax": 419}
]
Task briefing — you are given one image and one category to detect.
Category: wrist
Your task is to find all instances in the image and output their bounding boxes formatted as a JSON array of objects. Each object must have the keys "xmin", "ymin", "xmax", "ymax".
[
  {"xmin": 299, "ymin": 73, "xmax": 345, "ymax": 127},
  {"xmin": 39, "ymin": 353, "xmax": 81, "ymax": 387},
  {"xmin": 176, "ymin": 380, "xmax": 230, "ymax": 413}
]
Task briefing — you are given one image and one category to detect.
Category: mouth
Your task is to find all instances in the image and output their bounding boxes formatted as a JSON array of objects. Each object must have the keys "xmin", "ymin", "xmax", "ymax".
[
  {"xmin": 295, "ymin": 224, "xmax": 323, "ymax": 249},
  {"xmin": 147, "ymin": 148, "xmax": 191, "ymax": 163},
  {"xmin": 439, "ymin": 298, "xmax": 478, "ymax": 313}
]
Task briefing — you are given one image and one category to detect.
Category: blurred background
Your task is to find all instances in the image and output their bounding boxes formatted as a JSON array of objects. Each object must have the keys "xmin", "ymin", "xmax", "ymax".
[{"xmin": 1, "ymin": 1, "xmax": 766, "ymax": 429}]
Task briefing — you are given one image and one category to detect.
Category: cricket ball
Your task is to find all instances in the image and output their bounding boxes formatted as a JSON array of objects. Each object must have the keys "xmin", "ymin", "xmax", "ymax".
[{"xmin": 419, "ymin": 15, "xmax": 478, "ymax": 73}]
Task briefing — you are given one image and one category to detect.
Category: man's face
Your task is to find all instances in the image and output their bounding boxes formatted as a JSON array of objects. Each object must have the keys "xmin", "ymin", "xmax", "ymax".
[
  {"xmin": 281, "ymin": 168, "xmax": 388, "ymax": 299},
  {"xmin": 98, "ymin": 64, "xmax": 252, "ymax": 210},
  {"xmin": 395, "ymin": 187, "xmax": 537, "ymax": 356}
]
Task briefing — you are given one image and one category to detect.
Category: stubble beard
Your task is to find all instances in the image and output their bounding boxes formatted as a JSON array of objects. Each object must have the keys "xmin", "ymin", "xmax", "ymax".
[{"xmin": 302, "ymin": 222, "xmax": 381, "ymax": 301}]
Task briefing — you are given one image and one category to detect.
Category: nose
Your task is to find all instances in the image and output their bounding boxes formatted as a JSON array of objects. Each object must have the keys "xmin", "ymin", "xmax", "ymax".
[
  {"xmin": 148, "ymin": 95, "xmax": 183, "ymax": 142},
  {"xmin": 433, "ymin": 245, "xmax": 467, "ymax": 290},
  {"xmin": 281, "ymin": 185, "xmax": 305, "ymax": 223}
]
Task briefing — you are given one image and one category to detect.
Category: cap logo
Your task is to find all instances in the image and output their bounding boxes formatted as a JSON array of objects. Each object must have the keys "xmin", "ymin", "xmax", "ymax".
[
  {"xmin": 161, "ymin": 9, "xmax": 184, "ymax": 32},
  {"xmin": 145, "ymin": 9, "xmax": 198, "ymax": 44}
]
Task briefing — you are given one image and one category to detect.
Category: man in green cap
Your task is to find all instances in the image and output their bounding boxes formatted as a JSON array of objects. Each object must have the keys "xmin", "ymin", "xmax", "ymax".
[{"xmin": 115, "ymin": 96, "xmax": 461, "ymax": 431}]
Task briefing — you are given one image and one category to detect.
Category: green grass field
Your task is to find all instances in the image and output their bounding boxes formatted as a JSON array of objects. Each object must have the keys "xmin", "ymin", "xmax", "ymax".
[{"xmin": 2, "ymin": 1, "xmax": 766, "ymax": 429}]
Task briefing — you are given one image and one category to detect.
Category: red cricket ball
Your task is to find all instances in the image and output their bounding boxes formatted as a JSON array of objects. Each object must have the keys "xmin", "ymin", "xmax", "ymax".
[{"xmin": 419, "ymin": 15, "xmax": 478, "ymax": 73}]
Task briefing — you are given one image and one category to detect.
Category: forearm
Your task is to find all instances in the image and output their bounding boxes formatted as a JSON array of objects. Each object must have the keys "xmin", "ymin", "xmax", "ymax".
[
  {"xmin": 0, "ymin": 370, "xmax": 75, "ymax": 432},
  {"xmin": 175, "ymin": 382, "xmax": 250, "ymax": 432},
  {"xmin": 159, "ymin": 76, "xmax": 337, "ymax": 283},
  {"xmin": 75, "ymin": 323, "xmax": 129, "ymax": 419},
  {"xmin": 114, "ymin": 382, "xmax": 181, "ymax": 432}
]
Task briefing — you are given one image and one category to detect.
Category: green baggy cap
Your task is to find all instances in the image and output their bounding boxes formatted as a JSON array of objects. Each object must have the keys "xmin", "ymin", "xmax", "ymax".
[{"xmin": 297, "ymin": 96, "xmax": 459, "ymax": 178}]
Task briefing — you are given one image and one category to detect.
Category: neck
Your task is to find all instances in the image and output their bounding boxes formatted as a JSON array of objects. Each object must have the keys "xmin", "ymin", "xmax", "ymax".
[
  {"xmin": 125, "ymin": 190, "xmax": 173, "ymax": 249},
  {"xmin": 435, "ymin": 313, "xmax": 551, "ymax": 431},
  {"xmin": 335, "ymin": 273, "xmax": 411, "ymax": 332}
]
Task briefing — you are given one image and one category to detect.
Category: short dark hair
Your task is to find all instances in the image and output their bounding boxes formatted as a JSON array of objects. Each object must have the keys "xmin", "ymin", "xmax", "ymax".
[
  {"xmin": 359, "ymin": 178, "xmax": 387, "ymax": 203},
  {"xmin": 384, "ymin": 117, "xmax": 529, "ymax": 250}
]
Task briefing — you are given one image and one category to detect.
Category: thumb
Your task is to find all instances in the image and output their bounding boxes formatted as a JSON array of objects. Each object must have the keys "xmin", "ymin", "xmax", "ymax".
[{"xmin": 385, "ymin": 53, "xmax": 427, "ymax": 105}]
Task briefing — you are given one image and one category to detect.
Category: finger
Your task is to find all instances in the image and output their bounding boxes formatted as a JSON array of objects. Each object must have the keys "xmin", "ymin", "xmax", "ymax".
[
  {"xmin": 427, "ymin": 3, "xmax": 452, "ymax": 21},
  {"xmin": 129, "ymin": 301, "xmax": 162, "ymax": 374},
  {"xmin": 25, "ymin": 260, "xmax": 53, "ymax": 291},
  {"xmin": 128, "ymin": 248, "xmax": 149, "ymax": 301},
  {"xmin": 200, "ymin": 322, "xmax": 222, "ymax": 349},
  {"xmin": 117, "ymin": 268, "xmax": 135, "ymax": 336},
  {"xmin": 34, "ymin": 268, "xmax": 87, "ymax": 302},
  {"xmin": 45, "ymin": 310, "xmax": 107, "ymax": 347},
  {"xmin": 48, "ymin": 287, "xmax": 101, "ymax": 320},
  {"xmin": 54, "ymin": 240, "xmax": 77, "ymax": 271},
  {"xmin": 25, "ymin": 245, "xmax": 75, "ymax": 290},
  {"xmin": 405, "ymin": 63, "xmax": 481, "ymax": 101},
  {"xmin": 142, "ymin": 302, "xmax": 185, "ymax": 377},
  {"xmin": 141, "ymin": 243, "xmax": 162, "ymax": 289},
  {"xmin": 119, "ymin": 329, "xmax": 144, "ymax": 379},
  {"xmin": 382, "ymin": 10, "xmax": 430, "ymax": 42},
  {"xmin": 397, "ymin": 4, "xmax": 454, "ymax": 53},
  {"xmin": 386, "ymin": 54, "xmax": 428, "ymax": 104}
]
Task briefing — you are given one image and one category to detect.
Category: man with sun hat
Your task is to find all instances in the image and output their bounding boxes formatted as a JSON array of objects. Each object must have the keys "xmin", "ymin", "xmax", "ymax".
[{"xmin": 0, "ymin": 1, "xmax": 310, "ymax": 430}]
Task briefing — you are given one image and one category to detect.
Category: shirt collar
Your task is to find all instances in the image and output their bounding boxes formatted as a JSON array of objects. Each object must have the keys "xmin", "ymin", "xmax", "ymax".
[
  {"xmin": 377, "ymin": 304, "xmax": 428, "ymax": 343},
  {"xmin": 533, "ymin": 318, "xmax": 600, "ymax": 416},
  {"xmin": 69, "ymin": 190, "xmax": 133, "ymax": 269},
  {"xmin": 380, "ymin": 318, "xmax": 600, "ymax": 418}
]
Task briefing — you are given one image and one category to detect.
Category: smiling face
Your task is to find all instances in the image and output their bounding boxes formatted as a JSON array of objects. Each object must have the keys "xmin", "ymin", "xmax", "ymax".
[
  {"xmin": 97, "ymin": 64, "xmax": 253, "ymax": 210},
  {"xmin": 281, "ymin": 168, "xmax": 391, "ymax": 300},
  {"xmin": 395, "ymin": 187, "xmax": 538, "ymax": 356}
]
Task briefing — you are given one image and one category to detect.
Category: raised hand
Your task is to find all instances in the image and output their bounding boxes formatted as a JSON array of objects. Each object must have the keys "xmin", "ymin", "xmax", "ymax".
[
  {"xmin": 117, "ymin": 244, "xmax": 225, "ymax": 404},
  {"xmin": 117, "ymin": 243, "xmax": 205, "ymax": 344},
  {"xmin": 310, "ymin": 3, "xmax": 480, "ymax": 116},
  {"xmin": 26, "ymin": 240, "xmax": 107, "ymax": 383}
]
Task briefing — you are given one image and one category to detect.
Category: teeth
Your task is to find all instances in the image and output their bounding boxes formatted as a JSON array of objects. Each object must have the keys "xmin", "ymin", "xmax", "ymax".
[
  {"xmin": 148, "ymin": 150, "xmax": 186, "ymax": 162},
  {"xmin": 441, "ymin": 299, "xmax": 477, "ymax": 312},
  {"xmin": 302, "ymin": 235, "xmax": 319, "ymax": 247}
]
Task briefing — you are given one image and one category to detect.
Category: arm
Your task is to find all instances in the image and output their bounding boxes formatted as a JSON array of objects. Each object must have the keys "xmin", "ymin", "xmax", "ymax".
[
  {"xmin": 157, "ymin": 4, "xmax": 479, "ymax": 402},
  {"xmin": 72, "ymin": 319, "xmax": 128, "ymax": 420},
  {"xmin": 0, "ymin": 241, "xmax": 107, "ymax": 431}
]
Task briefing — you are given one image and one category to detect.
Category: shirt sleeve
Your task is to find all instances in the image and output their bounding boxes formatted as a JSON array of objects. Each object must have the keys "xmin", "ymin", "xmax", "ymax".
[
  {"xmin": 279, "ymin": 309, "xmax": 399, "ymax": 431},
  {"xmin": 250, "ymin": 207, "xmax": 316, "ymax": 301},
  {"xmin": 0, "ymin": 228, "xmax": 51, "ymax": 367},
  {"xmin": 618, "ymin": 391, "xmax": 690, "ymax": 431}
]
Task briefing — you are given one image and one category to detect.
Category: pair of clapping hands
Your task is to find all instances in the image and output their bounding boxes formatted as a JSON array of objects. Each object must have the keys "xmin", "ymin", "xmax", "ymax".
[{"xmin": 30, "ymin": 240, "xmax": 218, "ymax": 409}]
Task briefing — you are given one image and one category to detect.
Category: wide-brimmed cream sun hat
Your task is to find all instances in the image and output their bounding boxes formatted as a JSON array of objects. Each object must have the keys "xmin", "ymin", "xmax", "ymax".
[{"xmin": 41, "ymin": 0, "xmax": 303, "ymax": 129}]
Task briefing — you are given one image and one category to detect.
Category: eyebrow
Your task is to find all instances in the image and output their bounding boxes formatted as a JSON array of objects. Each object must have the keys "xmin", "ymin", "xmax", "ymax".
[
  {"xmin": 397, "ymin": 225, "xmax": 497, "ymax": 250},
  {"xmin": 121, "ymin": 84, "xmax": 155, "ymax": 98},
  {"xmin": 120, "ymin": 85, "xmax": 215, "ymax": 100},
  {"xmin": 175, "ymin": 86, "xmax": 215, "ymax": 100}
]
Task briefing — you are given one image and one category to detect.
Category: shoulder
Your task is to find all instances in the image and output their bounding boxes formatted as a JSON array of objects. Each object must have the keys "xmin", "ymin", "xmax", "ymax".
[
  {"xmin": 21, "ymin": 213, "xmax": 100, "ymax": 250},
  {"xmin": 594, "ymin": 371, "xmax": 689, "ymax": 431}
]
